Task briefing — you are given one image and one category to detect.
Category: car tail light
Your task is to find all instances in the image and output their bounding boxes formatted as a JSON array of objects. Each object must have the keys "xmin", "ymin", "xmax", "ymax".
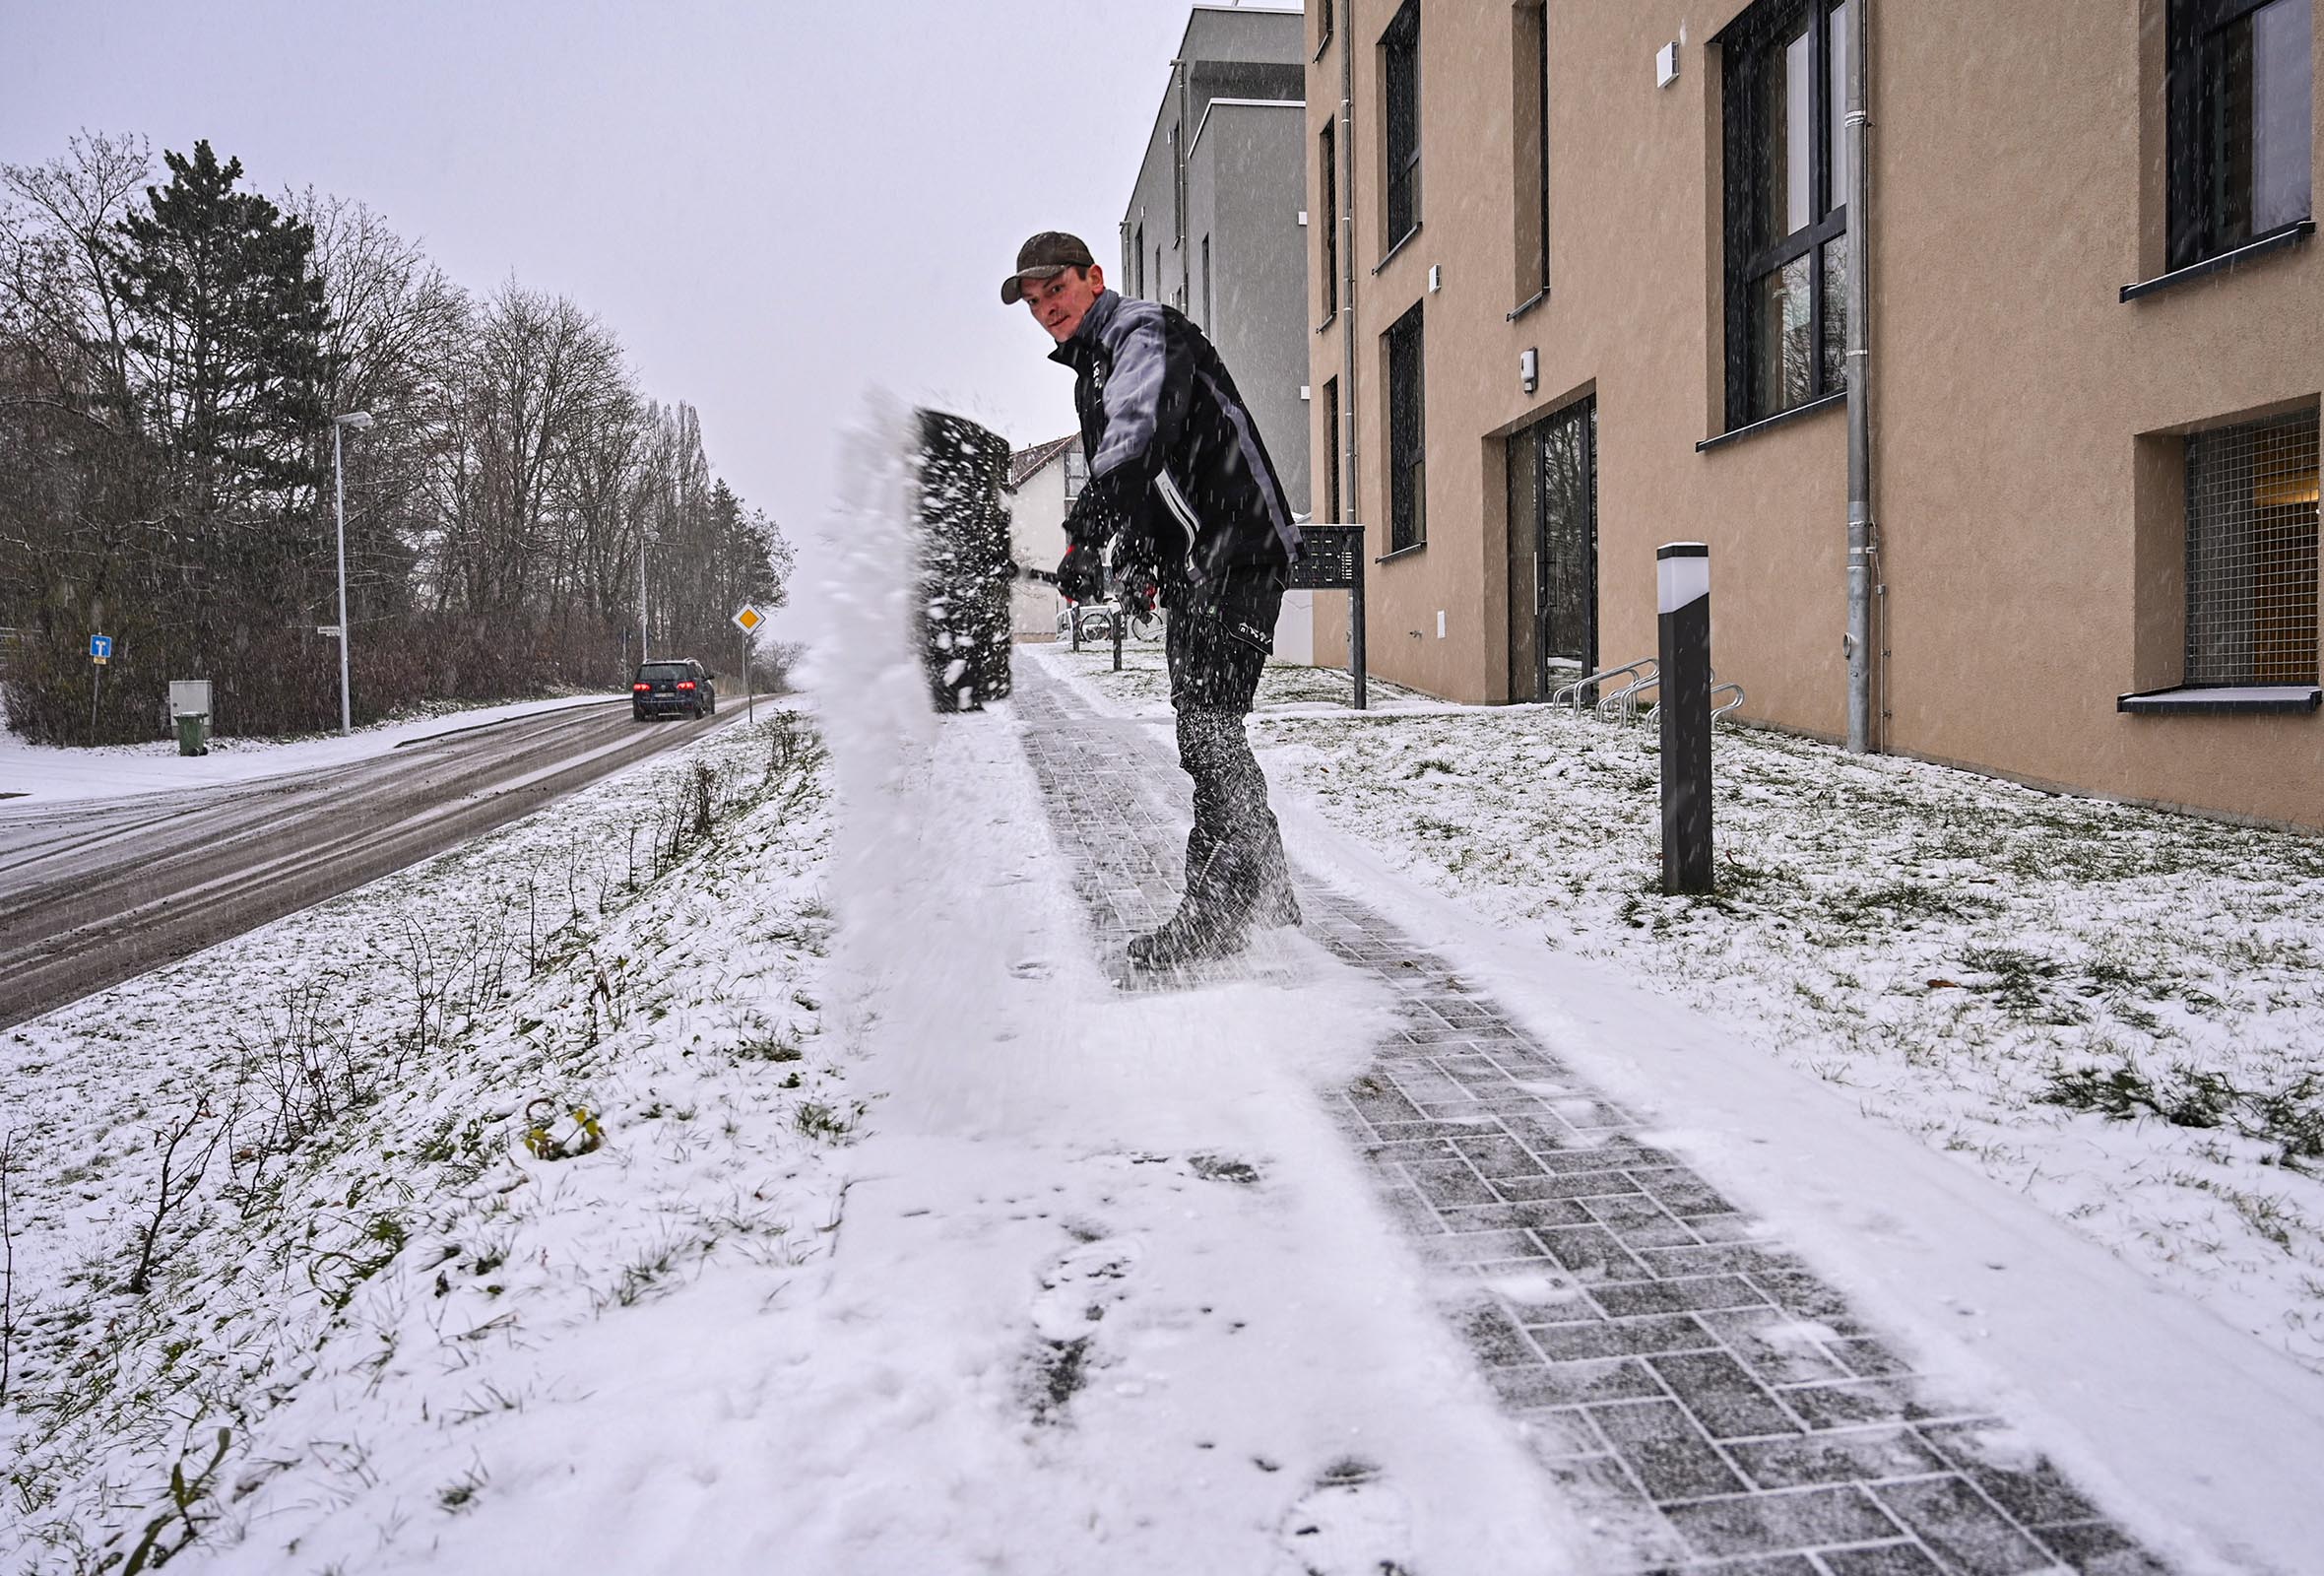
[
  {"xmin": 677, "ymin": 681, "xmax": 695, "ymax": 690},
  {"xmin": 632, "ymin": 683, "xmax": 650, "ymax": 692}
]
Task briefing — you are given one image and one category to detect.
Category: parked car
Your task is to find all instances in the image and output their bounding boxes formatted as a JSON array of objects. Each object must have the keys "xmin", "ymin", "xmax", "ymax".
[{"xmin": 632, "ymin": 659, "xmax": 717, "ymax": 720}]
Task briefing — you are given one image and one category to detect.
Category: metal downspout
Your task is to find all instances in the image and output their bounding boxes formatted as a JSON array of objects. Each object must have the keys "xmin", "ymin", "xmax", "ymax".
[
  {"xmin": 1844, "ymin": 0, "xmax": 1878, "ymax": 753},
  {"xmin": 1175, "ymin": 57, "xmax": 1192, "ymax": 306},
  {"xmin": 1339, "ymin": 11, "xmax": 1359, "ymax": 532}
]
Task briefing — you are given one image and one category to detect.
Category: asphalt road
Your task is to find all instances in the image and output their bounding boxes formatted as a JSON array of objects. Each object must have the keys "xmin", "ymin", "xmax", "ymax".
[{"xmin": 0, "ymin": 698, "xmax": 753, "ymax": 1029}]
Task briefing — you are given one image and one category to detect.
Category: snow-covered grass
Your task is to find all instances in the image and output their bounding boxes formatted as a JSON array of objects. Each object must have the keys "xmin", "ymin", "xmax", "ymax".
[
  {"xmin": 0, "ymin": 691, "xmax": 626, "ymax": 804},
  {"xmin": 0, "ymin": 708, "xmax": 838, "ymax": 1571},
  {"xmin": 1023, "ymin": 640, "xmax": 2324, "ymax": 1375}
]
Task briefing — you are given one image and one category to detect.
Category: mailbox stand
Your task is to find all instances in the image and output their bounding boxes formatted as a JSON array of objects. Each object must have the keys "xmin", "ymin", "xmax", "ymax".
[{"xmin": 1288, "ymin": 525, "xmax": 1369, "ymax": 711}]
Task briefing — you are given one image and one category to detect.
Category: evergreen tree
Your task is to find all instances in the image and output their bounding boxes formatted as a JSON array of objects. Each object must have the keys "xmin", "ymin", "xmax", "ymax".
[{"xmin": 110, "ymin": 140, "xmax": 330, "ymax": 530}]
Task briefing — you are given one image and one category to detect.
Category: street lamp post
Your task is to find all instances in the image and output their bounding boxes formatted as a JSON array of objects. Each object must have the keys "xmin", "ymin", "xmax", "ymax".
[{"xmin": 331, "ymin": 411, "xmax": 373, "ymax": 736}]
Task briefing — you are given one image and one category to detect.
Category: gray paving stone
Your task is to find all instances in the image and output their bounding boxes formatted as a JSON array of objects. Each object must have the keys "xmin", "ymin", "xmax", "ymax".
[
  {"xmin": 1915, "ymin": 1424, "xmax": 2105, "ymax": 1529},
  {"xmin": 1537, "ymin": 1224, "xmax": 1658, "ymax": 1282},
  {"xmin": 1497, "ymin": 1169, "xmax": 1651, "ymax": 1203},
  {"xmin": 1524, "ymin": 1314, "xmax": 1724, "ymax": 1360},
  {"xmin": 1590, "ymin": 1398, "xmax": 1755, "ymax": 1501},
  {"xmin": 1439, "ymin": 1199, "xmax": 1596, "ymax": 1234},
  {"xmin": 1518, "ymin": 1405, "xmax": 1610, "ymax": 1461},
  {"xmin": 1724, "ymin": 1428, "xmax": 1953, "ymax": 1490},
  {"xmin": 2022, "ymin": 1522, "xmax": 2173, "ymax": 1575},
  {"xmin": 1869, "ymin": 1477, "xmax": 2061, "ymax": 1576},
  {"xmin": 1490, "ymin": 1356, "xmax": 1672, "ymax": 1409},
  {"xmin": 1448, "ymin": 1132, "xmax": 1554, "ymax": 1178},
  {"xmin": 1419, "ymin": 1228, "xmax": 1551, "ymax": 1267},
  {"xmin": 1663, "ymin": 1485, "xmax": 1904, "ymax": 1559},
  {"xmin": 1812, "ymin": 1543, "xmax": 1949, "ymax": 1576},
  {"xmin": 1591, "ymin": 1277, "xmax": 1775, "ymax": 1320},
  {"xmin": 1780, "ymin": 1380, "xmax": 1949, "ymax": 1432},
  {"xmin": 1649, "ymin": 1349, "xmax": 1807, "ymax": 1439},
  {"xmin": 1404, "ymin": 1158, "xmax": 1500, "ymax": 1208},
  {"xmin": 1452, "ymin": 1301, "xmax": 1544, "ymax": 1367},
  {"xmin": 1698, "ymin": 1307, "xmax": 1861, "ymax": 1385}
]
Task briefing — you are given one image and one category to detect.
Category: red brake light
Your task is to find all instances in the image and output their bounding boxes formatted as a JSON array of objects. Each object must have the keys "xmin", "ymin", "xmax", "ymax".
[
  {"xmin": 632, "ymin": 683, "xmax": 650, "ymax": 691},
  {"xmin": 677, "ymin": 681, "xmax": 695, "ymax": 690}
]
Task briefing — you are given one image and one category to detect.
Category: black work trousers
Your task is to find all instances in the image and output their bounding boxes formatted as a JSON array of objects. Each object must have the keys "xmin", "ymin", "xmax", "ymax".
[{"xmin": 1162, "ymin": 567, "xmax": 1288, "ymax": 929}]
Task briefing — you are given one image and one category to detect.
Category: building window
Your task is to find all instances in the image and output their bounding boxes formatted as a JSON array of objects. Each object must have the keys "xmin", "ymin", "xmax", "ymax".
[
  {"xmin": 1385, "ymin": 301, "xmax": 1426, "ymax": 553},
  {"xmin": 1384, "ymin": 1, "xmax": 1422, "ymax": 250},
  {"xmin": 1201, "ymin": 235, "xmax": 1213, "ymax": 329},
  {"xmin": 1170, "ymin": 123, "xmax": 1186, "ymax": 244},
  {"xmin": 1065, "ymin": 446, "xmax": 1087, "ymax": 502},
  {"xmin": 1317, "ymin": 0, "xmax": 1334, "ymax": 54},
  {"xmin": 1133, "ymin": 223, "xmax": 1145, "ymax": 296},
  {"xmin": 2185, "ymin": 410, "xmax": 2319, "ymax": 685},
  {"xmin": 1720, "ymin": 0, "xmax": 1851, "ymax": 428},
  {"xmin": 2168, "ymin": 0, "xmax": 2313, "ymax": 271},
  {"xmin": 1322, "ymin": 377, "xmax": 1342, "ymax": 523},
  {"xmin": 1320, "ymin": 118, "xmax": 1339, "ymax": 319},
  {"xmin": 1514, "ymin": 1, "xmax": 1550, "ymax": 301}
]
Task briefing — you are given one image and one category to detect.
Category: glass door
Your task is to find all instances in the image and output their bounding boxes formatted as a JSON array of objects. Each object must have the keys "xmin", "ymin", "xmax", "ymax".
[{"xmin": 1505, "ymin": 396, "xmax": 1597, "ymax": 700}]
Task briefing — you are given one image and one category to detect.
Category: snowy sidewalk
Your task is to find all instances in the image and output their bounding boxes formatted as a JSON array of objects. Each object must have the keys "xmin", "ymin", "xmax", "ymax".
[{"xmin": 1010, "ymin": 660, "xmax": 2166, "ymax": 1576}]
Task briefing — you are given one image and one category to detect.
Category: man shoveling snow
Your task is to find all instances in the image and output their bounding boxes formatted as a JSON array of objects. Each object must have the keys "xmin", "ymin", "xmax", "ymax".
[{"xmin": 1005, "ymin": 230, "xmax": 1303, "ymax": 969}]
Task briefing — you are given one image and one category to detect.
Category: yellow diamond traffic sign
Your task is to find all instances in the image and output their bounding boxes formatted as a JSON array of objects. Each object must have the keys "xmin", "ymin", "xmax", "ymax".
[{"xmin": 732, "ymin": 604, "xmax": 764, "ymax": 634}]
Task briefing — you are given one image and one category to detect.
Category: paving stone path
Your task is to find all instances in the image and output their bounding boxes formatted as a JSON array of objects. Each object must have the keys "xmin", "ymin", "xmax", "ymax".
[{"xmin": 1012, "ymin": 661, "xmax": 2170, "ymax": 1576}]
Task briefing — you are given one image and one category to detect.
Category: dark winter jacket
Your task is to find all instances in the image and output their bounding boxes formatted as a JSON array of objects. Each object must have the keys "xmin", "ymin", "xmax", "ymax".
[{"xmin": 1049, "ymin": 290, "xmax": 1299, "ymax": 596}]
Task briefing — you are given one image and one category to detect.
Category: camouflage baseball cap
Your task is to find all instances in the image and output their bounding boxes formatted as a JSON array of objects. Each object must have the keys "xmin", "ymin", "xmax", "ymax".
[{"xmin": 1001, "ymin": 230, "xmax": 1097, "ymax": 304}]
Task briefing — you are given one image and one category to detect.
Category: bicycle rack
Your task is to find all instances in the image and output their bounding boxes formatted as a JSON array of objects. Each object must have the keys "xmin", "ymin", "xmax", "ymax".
[
  {"xmin": 1549, "ymin": 657, "xmax": 1655, "ymax": 713},
  {"xmin": 1642, "ymin": 680, "xmax": 1747, "ymax": 727},
  {"xmin": 1598, "ymin": 670, "xmax": 1662, "ymax": 724}
]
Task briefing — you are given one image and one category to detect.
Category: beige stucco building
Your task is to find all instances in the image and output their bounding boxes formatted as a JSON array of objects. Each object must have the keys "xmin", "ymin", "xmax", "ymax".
[{"xmin": 1306, "ymin": 0, "xmax": 2321, "ymax": 828}]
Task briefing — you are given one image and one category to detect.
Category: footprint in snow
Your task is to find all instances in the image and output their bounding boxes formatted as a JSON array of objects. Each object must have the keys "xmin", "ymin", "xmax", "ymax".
[
  {"xmin": 1009, "ymin": 958, "xmax": 1054, "ymax": 981},
  {"xmin": 1025, "ymin": 1235, "xmax": 1142, "ymax": 1424},
  {"xmin": 1274, "ymin": 1459, "xmax": 1416, "ymax": 1576},
  {"xmin": 1031, "ymin": 1234, "xmax": 1141, "ymax": 1343}
]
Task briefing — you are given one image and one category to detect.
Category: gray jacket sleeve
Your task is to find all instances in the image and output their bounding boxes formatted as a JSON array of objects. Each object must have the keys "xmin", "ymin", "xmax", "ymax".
[{"xmin": 1088, "ymin": 298, "xmax": 1190, "ymax": 495}]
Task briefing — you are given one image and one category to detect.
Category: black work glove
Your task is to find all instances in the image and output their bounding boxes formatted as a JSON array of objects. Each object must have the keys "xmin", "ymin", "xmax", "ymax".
[
  {"xmin": 1115, "ymin": 560, "xmax": 1159, "ymax": 618},
  {"xmin": 1062, "ymin": 484, "xmax": 1124, "ymax": 551},
  {"xmin": 1055, "ymin": 543, "xmax": 1105, "ymax": 603}
]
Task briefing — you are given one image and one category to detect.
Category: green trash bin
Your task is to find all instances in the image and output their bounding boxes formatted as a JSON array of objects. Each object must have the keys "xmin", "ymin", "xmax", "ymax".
[{"xmin": 175, "ymin": 712, "xmax": 210, "ymax": 756}]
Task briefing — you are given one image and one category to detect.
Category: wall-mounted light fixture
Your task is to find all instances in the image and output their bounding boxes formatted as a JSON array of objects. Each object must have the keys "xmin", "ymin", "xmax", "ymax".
[
  {"xmin": 1428, "ymin": 264, "xmax": 1442, "ymax": 293},
  {"xmin": 1520, "ymin": 348, "xmax": 1539, "ymax": 394}
]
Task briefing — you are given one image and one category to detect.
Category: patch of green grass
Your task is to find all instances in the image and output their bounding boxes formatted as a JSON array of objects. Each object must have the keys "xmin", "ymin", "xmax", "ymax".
[
  {"xmin": 2041, "ymin": 1061, "xmax": 2324, "ymax": 1173},
  {"xmin": 733, "ymin": 1031, "xmax": 803, "ymax": 1064}
]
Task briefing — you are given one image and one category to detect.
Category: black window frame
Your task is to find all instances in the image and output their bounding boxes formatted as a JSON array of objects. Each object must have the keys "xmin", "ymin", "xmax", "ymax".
[
  {"xmin": 2166, "ymin": 0, "xmax": 2315, "ymax": 271},
  {"xmin": 1322, "ymin": 376, "xmax": 1342, "ymax": 524},
  {"xmin": 1170, "ymin": 122, "xmax": 1187, "ymax": 245},
  {"xmin": 1385, "ymin": 300, "xmax": 1427, "ymax": 555},
  {"xmin": 1201, "ymin": 234, "xmax": 1213, "ymax": 329},
  {"xmin": 1719, "ymin": 0, "xmax": 1850, "ymax": 429},
  {"xmin": 1133, "ymin": 223, "xmax": 1145, "ymax": 296},
  {"xmin": 1320, "ymin": 117, "xmax": 1340, "ymax": 320},
  {"xmin": 1515, "ymin": 0, "xmax": 1551, "ymax": 302},
  {"xmin": 2182, "ymin": 408, "xmax": 2320, "ymax": 687},
  {"xmin": 1383, "ymin": 0, "xmax": 1422, "ymax": 252}
]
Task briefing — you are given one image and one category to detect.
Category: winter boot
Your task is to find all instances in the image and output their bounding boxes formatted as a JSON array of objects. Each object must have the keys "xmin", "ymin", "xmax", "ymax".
[
  {"xmin": 1127, "ymin": 902, "xmax": 1251, "ymax": 969},
  {"xmin": 1248, "ymin": 816, "xmax": 1300, "ymax": 930},
  {"xmin": 1131, "ymin": 830, "xmax": 1252, "ymax": 968}
]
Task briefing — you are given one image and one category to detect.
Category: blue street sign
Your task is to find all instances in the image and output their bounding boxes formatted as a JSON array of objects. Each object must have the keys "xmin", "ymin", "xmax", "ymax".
[{"xmin": 91, "ymin": 634, "xmax": 112, "ymax": 661}]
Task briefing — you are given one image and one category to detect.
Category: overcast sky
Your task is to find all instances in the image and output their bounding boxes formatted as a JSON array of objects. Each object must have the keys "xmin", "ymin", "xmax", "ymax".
[{"xmin": 0, "ymin": 1, "xmax": 1284, "ymax": 533}]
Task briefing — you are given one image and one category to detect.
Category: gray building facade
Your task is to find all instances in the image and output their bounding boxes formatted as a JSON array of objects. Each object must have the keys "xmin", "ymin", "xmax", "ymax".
[{"xmin": 1118, "ymin": 6, "xmax": 1311, "ymax": 525}]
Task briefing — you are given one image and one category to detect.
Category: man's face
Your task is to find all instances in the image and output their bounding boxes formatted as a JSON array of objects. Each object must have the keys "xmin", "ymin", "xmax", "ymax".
[{"xmin": 1021, "ymin": 264, "xmax": 1105, "ymax": 343}]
